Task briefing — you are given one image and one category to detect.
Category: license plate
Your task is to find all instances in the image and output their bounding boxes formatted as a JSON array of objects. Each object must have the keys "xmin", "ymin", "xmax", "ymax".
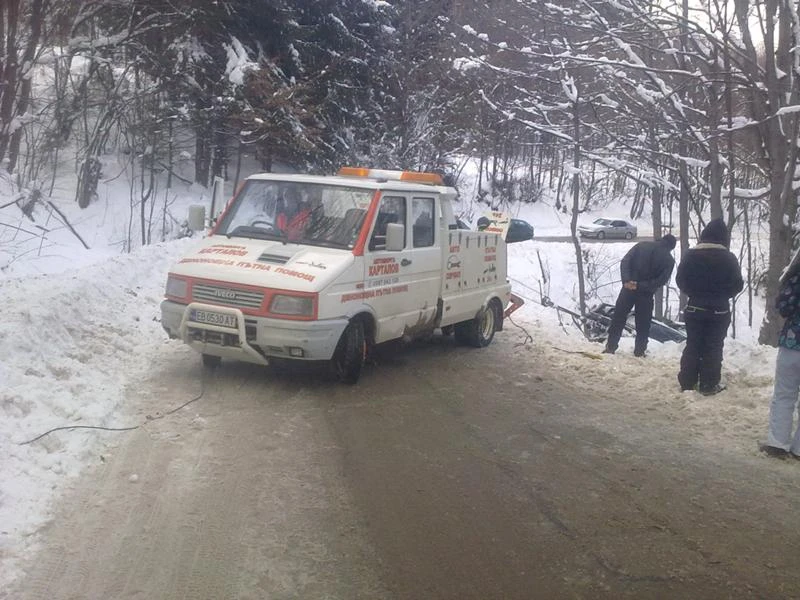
[{"xmin": 190, "ymin": 309, "xmax": 237, "ymax": 328}]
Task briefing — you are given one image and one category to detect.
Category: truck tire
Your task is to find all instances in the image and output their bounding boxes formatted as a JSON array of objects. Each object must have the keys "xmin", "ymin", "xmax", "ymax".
[
  {"xmin": 202, "ymin": 353, "xmax": 221, "ymax": 369},
  {"xmin": 332, "ymin": 320, "xmax": 366, "ymax": 384},
  {"xmin": 454, "ymin": 303, "xmax": 498, "ymax": 348}
]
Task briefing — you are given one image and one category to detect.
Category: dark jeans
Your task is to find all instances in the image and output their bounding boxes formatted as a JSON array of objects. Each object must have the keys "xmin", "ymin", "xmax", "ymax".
[
  {"xmin": 678, "ymin": 307, "xmax": 731, "ymax": 392},
  {"xmin": 605, "ymin": 288, "xmax": 654, "ymax": 355}
]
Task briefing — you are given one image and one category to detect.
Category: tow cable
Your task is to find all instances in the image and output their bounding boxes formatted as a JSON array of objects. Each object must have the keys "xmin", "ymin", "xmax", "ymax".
[{"xmin": 18, "ymin": 369, "xmax": 209, "ymax": 446}]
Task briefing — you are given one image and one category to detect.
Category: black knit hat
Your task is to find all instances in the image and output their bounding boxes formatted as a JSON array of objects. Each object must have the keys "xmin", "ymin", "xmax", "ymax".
[
  {"xmin": 700, "ymin": 218, "xmax": 729, "ymax": 247},
  {"xmin": 661, "ymin": 234, "xmax": 676, "ymax": 249}
]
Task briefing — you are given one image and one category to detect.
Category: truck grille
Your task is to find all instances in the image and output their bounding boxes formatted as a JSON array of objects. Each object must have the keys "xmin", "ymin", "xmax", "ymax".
[{"xmin": 192, "ymin": 284, "xmax": 264, "ymax": 309}]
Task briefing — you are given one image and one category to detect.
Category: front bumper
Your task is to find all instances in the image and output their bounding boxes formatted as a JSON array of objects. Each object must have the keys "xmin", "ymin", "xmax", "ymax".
[{"xmin": 161, "ymin": 300, "xmax": 348, "ymax": 364}]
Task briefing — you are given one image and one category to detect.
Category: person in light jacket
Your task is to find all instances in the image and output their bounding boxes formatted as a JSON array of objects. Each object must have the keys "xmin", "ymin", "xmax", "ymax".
[
  {"xmin": 760, "ymin": 260, "xmax": 800, "ymax": 459},
  {"xmin": 676, "ymin": 218, "xmax": 744, "ymax": 395}
]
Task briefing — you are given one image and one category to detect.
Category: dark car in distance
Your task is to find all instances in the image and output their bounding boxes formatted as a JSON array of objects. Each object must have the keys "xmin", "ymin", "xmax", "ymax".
[
  {"xmin": 473, "ymin": 216, "xmax": 534, "ymax": 243},
  {"xmin": 507, "ymin": 218, "xmax": 534, "ymax": 243}
]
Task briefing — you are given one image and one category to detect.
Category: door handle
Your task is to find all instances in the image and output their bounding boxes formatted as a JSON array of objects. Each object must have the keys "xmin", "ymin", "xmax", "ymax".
[{"xmin": 400, "ymin": 258, "xmax": 412, "ymax": 266}]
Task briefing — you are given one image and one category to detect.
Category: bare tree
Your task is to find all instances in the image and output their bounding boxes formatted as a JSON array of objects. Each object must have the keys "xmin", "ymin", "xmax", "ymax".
[
  {"xmin": 728, "ymin": 0, "xmax": 800, "ymax": 343},
  {"xmin": 0, "ymin": 0, "xmax": 48, "ymax": 173}
]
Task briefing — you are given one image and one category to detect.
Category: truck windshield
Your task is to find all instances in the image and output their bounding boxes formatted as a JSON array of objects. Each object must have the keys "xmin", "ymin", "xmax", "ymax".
[{"xmin": 215, "ymin": 180, "xmax": 373, "ymax": 249}]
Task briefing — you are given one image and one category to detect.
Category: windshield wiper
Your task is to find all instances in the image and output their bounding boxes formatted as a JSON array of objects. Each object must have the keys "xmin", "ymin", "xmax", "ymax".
[
  {"xmin": 226, "ymin": 225, "xmax": 282, "ymax": 240},
  {"xmin": 302, "ymin": 239, "xmax": 347, "ymax": 249}
]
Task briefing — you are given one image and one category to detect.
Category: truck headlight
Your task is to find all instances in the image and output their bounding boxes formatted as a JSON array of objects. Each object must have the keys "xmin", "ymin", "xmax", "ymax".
[
  {"xmin": 270, "ymin": 294, "xmax": 315, "ymax": 317},
  {"xmin": 165, "ymin": 275, "xmax": 189, "ymax": 300}
]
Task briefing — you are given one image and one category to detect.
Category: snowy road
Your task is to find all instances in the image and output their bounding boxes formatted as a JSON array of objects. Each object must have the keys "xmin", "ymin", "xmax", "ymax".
[{"xmin": 6, "ymin": 331, "xmax": 800, "ymax": 599}]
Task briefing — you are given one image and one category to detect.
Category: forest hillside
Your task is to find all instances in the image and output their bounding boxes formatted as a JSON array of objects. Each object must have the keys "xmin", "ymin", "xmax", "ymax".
[{"xmin": 1, "ymin": 0, "xmax": 798, "ymax": 342}]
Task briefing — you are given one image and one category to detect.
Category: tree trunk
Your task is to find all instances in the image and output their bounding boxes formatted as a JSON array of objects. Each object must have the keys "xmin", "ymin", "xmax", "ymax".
[
  {"xmin": 195, "ymin": 128, "xmax": 210, "ymax": 186},
  {"xmin": 162, "ymin": 117, "xmax": 174, "ymax": 242},
  {"xmin": 652, "ymin": 182, "xmax": 665, "ymax": 318},
  {"xmin": 211, "ymin": 124, "xmax": 227, "ymax": 180},
  {"xmin": 758, "ymin": 163, "xmax": 797, "ymax": 344},
  {"xmin": 706, "ymin": 47, "xmax": 724, "ymax": 220},
  {"xmin": 6, "ymin": 0, "xmax": 44, "ymax": 173},
  {"xmin": 233, "ymin": 138, "xmax": 243, "ymax": 192},
  {"xmin": 678, "ymin": 161, "xmax": 690, "ymax": 314},
  {"xmin": 77, "ymin": 157, "xmax": 101, "ymax": 209},
  {"xmin": 570, "ymin": 99, "xmax": 586, "ymax": 317},
  {"xmin": 0, "ymin": 0, "xmax": 21, "ymax": 166}
]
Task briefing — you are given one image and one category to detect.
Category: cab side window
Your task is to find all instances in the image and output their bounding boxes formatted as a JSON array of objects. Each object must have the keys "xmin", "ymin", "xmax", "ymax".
[
  {"xmin": 369, "ymin": 196, "xmax": 406, "ymax": 250},
  {"xmin": 412, "ymin": 197, "xmax": 435, "ymax": 247}
]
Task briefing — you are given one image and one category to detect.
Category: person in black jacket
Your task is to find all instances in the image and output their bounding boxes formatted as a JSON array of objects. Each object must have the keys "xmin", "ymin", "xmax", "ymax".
[
  {"xmin": 603, "ymin": 234, "xmax": 677, "ymax": 356},
  {"xmin": 676, "ymin": 218, "xmax": 744, "ymax": 395}
]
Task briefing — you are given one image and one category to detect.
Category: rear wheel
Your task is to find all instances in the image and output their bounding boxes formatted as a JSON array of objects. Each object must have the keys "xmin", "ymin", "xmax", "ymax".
[
  {"xmin": 331, "ymin": 320, "xmax": 366, "ymax": 384},
  {"xmin": 625, "ymin": 231, "xmax": 633, "ymax": 240},
  {"xmin": 454, "ymin": 303, "xmax": 498, "ymax": 348},
  {"xmin": 202, "ymin": 353, "xmax": 221, "ymax": 369}
]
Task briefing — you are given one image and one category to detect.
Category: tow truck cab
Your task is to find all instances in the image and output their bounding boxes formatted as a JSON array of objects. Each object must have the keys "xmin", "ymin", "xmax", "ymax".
[{"xmin": 160, "ymin": 168, "xmax": 523, "ymax": 383}]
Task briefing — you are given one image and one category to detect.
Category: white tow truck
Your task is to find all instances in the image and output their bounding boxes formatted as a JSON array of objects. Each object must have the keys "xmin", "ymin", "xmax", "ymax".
[{"xmin": 160, "ymin": 168, "xmax": 528, "ymax": 383}]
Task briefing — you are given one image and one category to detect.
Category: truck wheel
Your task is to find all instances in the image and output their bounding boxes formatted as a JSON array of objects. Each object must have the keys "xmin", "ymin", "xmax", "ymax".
[
  {"xmin": 332, "ymin": 320, "xmax": 366, "ymax": 384},
  {"xmin": 202, "ymin": 353, "xmax": 221, "ymax": 369},
  {"xmin": 454, "ymin": 304, "xmax": 497, "ymax": 348}
]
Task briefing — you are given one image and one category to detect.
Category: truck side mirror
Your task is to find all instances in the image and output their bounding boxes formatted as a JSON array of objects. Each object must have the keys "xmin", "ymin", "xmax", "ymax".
[
  {"xmin": 187, "ymin": 205, "xmax": 207, "ymax": 231},
  {"xmin": 385, "ymin": 222, "xmax": 405, "ymax": 251},
  {"xmin": 210, "ymin": 176, "xmax": 225, "ymax": 220}
]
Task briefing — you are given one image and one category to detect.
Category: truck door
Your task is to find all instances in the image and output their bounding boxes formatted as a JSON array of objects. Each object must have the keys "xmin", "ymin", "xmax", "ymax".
[
  {"xmin": 407, "ymin": 195, "xmax": 441, "ymax": 330},
  {"xmin": 366, "ymin": 194, "xmax": 440, "ymax": 342}
]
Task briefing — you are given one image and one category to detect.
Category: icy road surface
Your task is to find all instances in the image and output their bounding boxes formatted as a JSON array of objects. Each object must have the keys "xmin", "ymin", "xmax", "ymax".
[{"xmin": 5, "ymin": 333, "xmax": 800, "ymax": 599}]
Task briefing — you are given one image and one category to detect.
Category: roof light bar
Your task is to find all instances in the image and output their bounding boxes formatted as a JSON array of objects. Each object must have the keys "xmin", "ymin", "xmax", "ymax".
[{"xmin": 337, "ymin": 166, "xmax": 443, "ymax": 186}]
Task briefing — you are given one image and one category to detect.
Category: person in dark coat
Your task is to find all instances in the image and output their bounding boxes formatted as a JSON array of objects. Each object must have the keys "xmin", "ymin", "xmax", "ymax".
[
  {"xmin": 603, "ymin": 234, "xmax": 677, "ymax": 356},
  {"xmin": 676, "ymin": 218, "xmax": 744, "ymax": 395}
]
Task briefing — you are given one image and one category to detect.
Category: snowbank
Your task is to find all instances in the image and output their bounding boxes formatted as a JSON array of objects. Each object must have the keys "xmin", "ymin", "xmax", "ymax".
[{"xmin": 0, "ymin": 239, "xmax": 195, "ymax": 582}]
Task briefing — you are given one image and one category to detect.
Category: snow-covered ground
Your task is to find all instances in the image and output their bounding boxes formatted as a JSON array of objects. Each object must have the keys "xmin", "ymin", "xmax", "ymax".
[
  {"xmin": 0, "ymin": 239, "xmax": 190, "ymax": 583},
  {"xmin": 0, "ymin": 162, "xmax": 782, "ymax": 590}
]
